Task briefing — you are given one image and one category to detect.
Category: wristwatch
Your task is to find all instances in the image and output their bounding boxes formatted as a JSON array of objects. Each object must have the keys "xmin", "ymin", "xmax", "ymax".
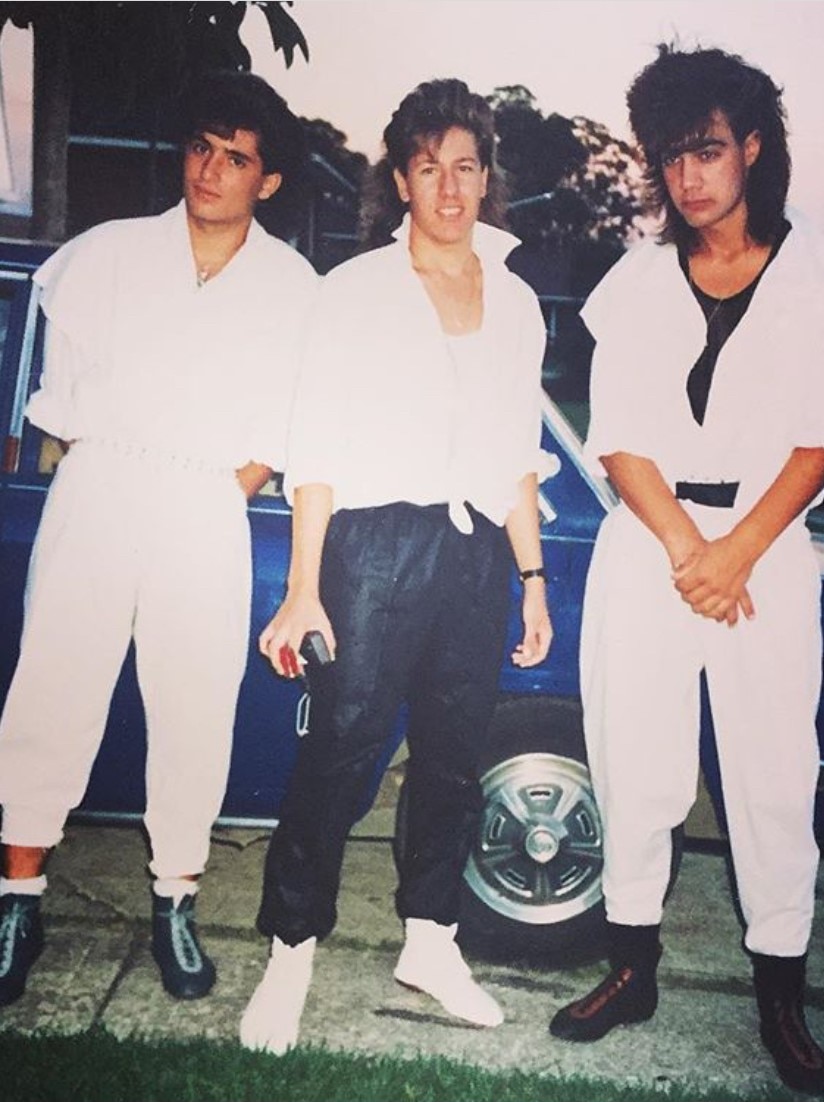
[{"xmin": 519, "ymin": 567, "xmax": 546, "ymax": 583}]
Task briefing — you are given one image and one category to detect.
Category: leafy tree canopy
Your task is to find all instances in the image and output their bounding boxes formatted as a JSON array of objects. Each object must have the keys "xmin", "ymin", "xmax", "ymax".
[
  {"xmin": 0, "ymin": 1, "xmax": 308, "ymax": 138},
  {"xmin": 488, "ymin": 84, "xmax": 644, "ymax": 294}
]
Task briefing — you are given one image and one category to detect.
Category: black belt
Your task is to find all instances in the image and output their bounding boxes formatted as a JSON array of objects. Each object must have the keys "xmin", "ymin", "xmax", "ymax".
[{"xmin": 675, "ymin": 481, "xmax": 739, "ymax": 508}]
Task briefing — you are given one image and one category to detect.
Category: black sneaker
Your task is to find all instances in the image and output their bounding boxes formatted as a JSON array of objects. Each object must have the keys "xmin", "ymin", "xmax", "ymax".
[
  {"xmin": 0, "ymin": 893, "xmax": 45, "ymax": 1006},
  {"xmin": 549, "ymin": 961, "xmax": 659, "ymax": 1042},
  {"xmin": 151, "ymin": 893, "xmax": 216, "ymax": 1000}
]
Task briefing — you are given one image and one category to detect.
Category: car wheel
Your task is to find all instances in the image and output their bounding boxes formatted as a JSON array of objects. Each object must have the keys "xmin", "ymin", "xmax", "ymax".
[{"xmin": 456, "ymin": 695, "xmax": 607, "ymax": 966}]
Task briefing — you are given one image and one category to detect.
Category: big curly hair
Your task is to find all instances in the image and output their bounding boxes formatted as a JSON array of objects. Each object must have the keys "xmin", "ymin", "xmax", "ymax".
[
  {"xmin": 626, "ymin": 44, "xmax": 790, "ymax": 249},
  {"xmin": 359, "ymin": 78, "xmax": 508, "ymax": 250}
]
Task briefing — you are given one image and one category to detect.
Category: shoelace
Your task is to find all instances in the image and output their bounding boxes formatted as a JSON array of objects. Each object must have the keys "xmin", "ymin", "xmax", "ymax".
[
  {"xmin": 0, "ymin": 902, "xmax": 33, "ymax": 977},
  {"xmin": 167, "ymin": 906, "xmax": 204, "ymax": 975},
  {"xmin": 570, "ymin": 966, "xmax": 634, "ymax": 1020}
]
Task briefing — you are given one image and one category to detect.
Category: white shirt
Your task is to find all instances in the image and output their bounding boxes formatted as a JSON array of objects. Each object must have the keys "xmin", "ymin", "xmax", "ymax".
[
  {"xmin": 27, "ymin": 201, "xmax": 318, "ymax": 472},
  {"xmin": 582, "ymin": 210, "xmax": 824, "ymax": 516},
  {"xmin": 285, "ymin": 217, "xmax": 546, "ymax": 529}
]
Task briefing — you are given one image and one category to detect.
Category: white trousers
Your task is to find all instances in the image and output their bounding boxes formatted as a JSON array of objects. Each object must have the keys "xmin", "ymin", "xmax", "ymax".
[
  {"xmin": 581, "ymin": 501, "xmax": 822, "ymax": 956},
  {"xmin": 0, "ymin": 441, "xmax": 252, "ymax": 878}
]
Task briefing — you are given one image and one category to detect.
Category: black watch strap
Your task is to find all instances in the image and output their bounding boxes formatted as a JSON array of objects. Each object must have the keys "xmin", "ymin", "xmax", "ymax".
[{"xmin": 519, "ymin": 567, "xmax": 546, "ymax": 583}]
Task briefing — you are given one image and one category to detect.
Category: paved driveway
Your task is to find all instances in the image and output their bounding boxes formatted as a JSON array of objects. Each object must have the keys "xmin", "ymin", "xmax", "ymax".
[{"xmin": 1, "ymin": 812, "xmax": 821, "ymax": 1099}]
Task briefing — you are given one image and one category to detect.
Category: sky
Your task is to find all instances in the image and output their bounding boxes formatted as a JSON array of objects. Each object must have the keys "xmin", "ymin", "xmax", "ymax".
[
  {"xmin": 2, "ymin": 1, "xmax": 823, "ymax": 221},
  {"xmin": 0, "ymin": 21, "xmax": 31, "ymax": 211},
  {"xmin": 244, "ymin": 0, "xmax": 824, "ymax": 223}
]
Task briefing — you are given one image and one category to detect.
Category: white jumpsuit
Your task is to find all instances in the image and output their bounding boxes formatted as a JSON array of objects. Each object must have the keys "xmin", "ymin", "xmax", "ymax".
[
  {"xmin": 0, "ymin": 202, "xmax": 317, "ymax": 878},
  {"xmin": 580, "ymin": 212, "xmax": 824, "ymax": 956}
]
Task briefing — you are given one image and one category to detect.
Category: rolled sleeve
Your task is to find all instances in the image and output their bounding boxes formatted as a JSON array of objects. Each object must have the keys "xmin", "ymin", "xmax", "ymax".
[
  {"xmin": 236, "ymin": 246, "xmax": 319, "ymax": 474},
  {"xmin": 283, "ymin": 292, "xmax": 350, "ymax": 499},
  {"xmin": 792, "ymin": 315, "xmax": 824, "ymax": 450},
  {"xmin": 582, "ymin": 344, "xmax": 659, "ymax": 477},
  {"xmin": 25, "ymin": 327, "xmax": 85, "ymax": 442},
  {"xmin": 580, "ymin": 262, "xmax": 659, "ymax": 476}
]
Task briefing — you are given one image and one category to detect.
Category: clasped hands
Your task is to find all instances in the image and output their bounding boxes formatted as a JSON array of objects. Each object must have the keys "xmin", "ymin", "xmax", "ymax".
[{"xmin": 671, "ymin": 534, "xmax": 755, "ymax": 627}]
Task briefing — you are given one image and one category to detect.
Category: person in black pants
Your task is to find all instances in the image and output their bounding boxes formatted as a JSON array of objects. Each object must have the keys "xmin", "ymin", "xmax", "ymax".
[{"xmin": 240, "ymin": 78, "xmax": 552, "ymax": 1054}]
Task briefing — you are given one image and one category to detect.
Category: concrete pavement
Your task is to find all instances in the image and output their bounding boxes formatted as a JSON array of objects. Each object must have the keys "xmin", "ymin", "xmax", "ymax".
[{"xmin": 1, "ymin": 804, "xmax": 822, "ymax": 1100}]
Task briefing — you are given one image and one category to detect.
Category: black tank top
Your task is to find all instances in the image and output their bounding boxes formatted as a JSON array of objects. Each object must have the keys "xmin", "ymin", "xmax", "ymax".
[{"xmin": 679, "ymin": 219, "xmax": 791, "ymax": 425}]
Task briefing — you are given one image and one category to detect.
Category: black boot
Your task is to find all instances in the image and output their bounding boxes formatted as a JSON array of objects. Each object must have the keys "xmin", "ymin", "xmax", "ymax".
[
  {"xmin": 752, "ymin": 952, "xmax": 824, "ymax": 1095},
  {"xmin": 0, "ymin": 893, "xmax": 45, "ymax": 1006},
  {"xmin": 151, "ymin": 893, "xmax": 216, "ymax": 1000},
  {"xmin": 549, "ymin": 923, "xmax": 662, "ymax": 1042}
]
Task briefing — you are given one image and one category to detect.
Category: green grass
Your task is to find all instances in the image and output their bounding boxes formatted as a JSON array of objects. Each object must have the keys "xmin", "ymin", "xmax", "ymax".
[{"xmin": 0, "ymin": 1029, "xmax": 795, "ymax": 1102}]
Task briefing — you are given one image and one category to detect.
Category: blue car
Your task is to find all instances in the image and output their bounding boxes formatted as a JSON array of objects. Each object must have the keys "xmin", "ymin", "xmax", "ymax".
[{"xmin": 1, "ymin": 238, "xmax": 821, "ymax": 964}]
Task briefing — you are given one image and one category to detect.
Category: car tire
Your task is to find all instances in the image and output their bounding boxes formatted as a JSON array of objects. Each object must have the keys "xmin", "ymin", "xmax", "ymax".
[
  {"xmin": 393, "ymin": 694, "xmax": 685, "ymax": 967},
  {"xmin": 392, "ymin": 695, "xmax": 607, "ymax": 966},
  {"xmin": 457, "ymin": 695, "xmax": 607, "ymax": 966}
]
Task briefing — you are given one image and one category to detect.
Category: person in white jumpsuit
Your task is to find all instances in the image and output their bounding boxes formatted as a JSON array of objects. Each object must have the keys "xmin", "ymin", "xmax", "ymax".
[
  {"xmin": 0, "ymin": 72, "xmax": 317, "ymax": 1007},
  {"xmin": 549, "ymin": 45, "xmax": 824, "ymax": 1096}
]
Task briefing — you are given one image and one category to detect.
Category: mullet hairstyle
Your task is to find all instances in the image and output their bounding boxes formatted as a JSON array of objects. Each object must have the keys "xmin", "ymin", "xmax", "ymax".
[
  {"xmin": 359, "ymin": 78, "xmax": 508, "ymax": 250},
  {"xmin": 626, "ymin": 44, "xmax": 790, "ymax": 250},
  {"xmin": 180, "ymin": 70, "xmax": 306, "ymax": 184}
]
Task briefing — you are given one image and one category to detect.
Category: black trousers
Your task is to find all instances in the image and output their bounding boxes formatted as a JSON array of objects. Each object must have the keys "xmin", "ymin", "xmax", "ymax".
[{"xmin": 256, "ymin": 502, "xmax": 512, "ymax": 945}]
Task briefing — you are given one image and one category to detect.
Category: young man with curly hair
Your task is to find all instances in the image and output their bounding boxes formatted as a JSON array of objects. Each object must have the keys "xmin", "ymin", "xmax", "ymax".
[{"xmin": 549, "ymin": 45, "xmax": 824, "ymax": 1096}]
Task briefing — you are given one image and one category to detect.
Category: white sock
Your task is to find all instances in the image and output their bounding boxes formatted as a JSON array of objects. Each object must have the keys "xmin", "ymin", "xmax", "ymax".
[
  {"xmin": 0, "ymin": 875, "xmax": 47, "ymax": 896},
  {"xmin": 240, "ymin": 936, "xmax": 316, "ymax": 1054},
  {"xmin": 153, "ymin": 877, "xmax": 198, "ymax": 907}
]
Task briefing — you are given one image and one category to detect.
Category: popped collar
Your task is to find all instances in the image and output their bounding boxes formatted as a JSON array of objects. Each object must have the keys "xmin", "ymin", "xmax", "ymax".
[{"xmin": 284, "ymin": 214, "xmax": 546, "ymax": 530}]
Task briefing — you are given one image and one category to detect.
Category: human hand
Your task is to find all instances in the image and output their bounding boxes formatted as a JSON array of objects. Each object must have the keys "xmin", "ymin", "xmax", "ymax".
[
  {"xmin": 672, "ymin": 536, "xmax": 755, "ymax": 626},
  {"xmin": 259, "ymin": 591, "xmax": 336, "ymax": 678},
  {"xmin": 511, "ymin": 584, "xmax": 553, "ymax": 667}
]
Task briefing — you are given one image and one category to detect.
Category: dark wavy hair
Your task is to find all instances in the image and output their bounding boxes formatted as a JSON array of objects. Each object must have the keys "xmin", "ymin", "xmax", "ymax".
[
  {"xmin": 179, "ymin": 70, "xmax": 305, "ymax": 182},
  {"xmin": 359, "ymin": 78, "xmax": 508, "ymax": 250},
  {"xmin": 626, "ymin": 44, "xmax": 790, "ymax": 249}
]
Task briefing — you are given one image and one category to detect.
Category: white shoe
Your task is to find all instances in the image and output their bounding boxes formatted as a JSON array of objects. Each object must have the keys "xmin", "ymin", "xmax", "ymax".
[
  {"xmin": 239, "ymin": 936, "xmax": 316, "ymax": 1054},
  {"xmin": 394, "ymin": 918, "xmax": 504, "ymax": 1027}
]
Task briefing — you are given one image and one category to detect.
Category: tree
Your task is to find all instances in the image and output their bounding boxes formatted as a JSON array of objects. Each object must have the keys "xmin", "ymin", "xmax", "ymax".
[
  {"xmin": 491, "ymin": 86, "xmax": 589, "ymax": 209},
  {"xmin": 0, "ymin": 2, "xmax": 308, "ymax": 241},
  {"xmin": 487, "ymin": 86, "xmax": 645, "ymax": 404},
  {"xmin": 488, "ymin": 85, "xmax": 644, "ymax": 294}
]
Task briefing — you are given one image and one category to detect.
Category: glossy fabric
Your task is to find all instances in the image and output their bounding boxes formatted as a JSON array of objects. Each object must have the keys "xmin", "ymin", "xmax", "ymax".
[{"xmin": 256, "ymin": 503, "xmax": 511, "ymax": 945}]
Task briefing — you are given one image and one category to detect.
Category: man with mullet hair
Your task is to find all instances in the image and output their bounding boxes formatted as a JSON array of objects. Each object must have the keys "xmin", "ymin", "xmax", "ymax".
[
  {"xmin": 0, "ymin": 71, "xmax": 316, "ymax": 1008},
  {"xmin": 241, "ymin": 77, "xmax": 551, "ymax": 1055},
  {"xmin": 549, "ymin": 45, "xmax": 824, "ymax": 1096}
]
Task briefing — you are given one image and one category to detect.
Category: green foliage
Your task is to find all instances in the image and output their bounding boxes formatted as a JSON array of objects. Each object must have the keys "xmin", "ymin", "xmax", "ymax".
[
  {"xmin": 0, "ymin": 1, "xmax": 310, "ymax": 239},
  {"xmin": 0, "ymin": 1029, "xmax": 795, "ymax": 1102},
  {"xmin": 302, "ymin": 118, "xmax": 368, "ymax": 189},
  {"xmin": 0, "ymin": 2, "xmax": 308, "ymax": 139},
  {"xmin": 488, "ymin": 85, "xmax": 645, "ymax": 293}
]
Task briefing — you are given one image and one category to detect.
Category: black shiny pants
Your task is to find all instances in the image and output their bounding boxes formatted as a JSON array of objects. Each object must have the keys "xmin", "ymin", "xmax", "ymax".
[{"xmin": 256, "ymin": 502, "xmax": 511, "ymax": 945}]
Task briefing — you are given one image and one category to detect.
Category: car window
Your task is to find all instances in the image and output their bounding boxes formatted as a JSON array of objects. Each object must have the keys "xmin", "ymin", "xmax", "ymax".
[
  {"xmin": 0, "ymin": 295, "xmax": 11, "ymax": 362},
  {"xmin": 0, "ymin": 272, "xmax": 42, "ymax": 478},
  {"xmin": 6, "ymin": 294, "xmax": 52, "ymax": 482},
  {"xmin": 538, "ymin": 294, "xmax": 592, "ymax": 441}
]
